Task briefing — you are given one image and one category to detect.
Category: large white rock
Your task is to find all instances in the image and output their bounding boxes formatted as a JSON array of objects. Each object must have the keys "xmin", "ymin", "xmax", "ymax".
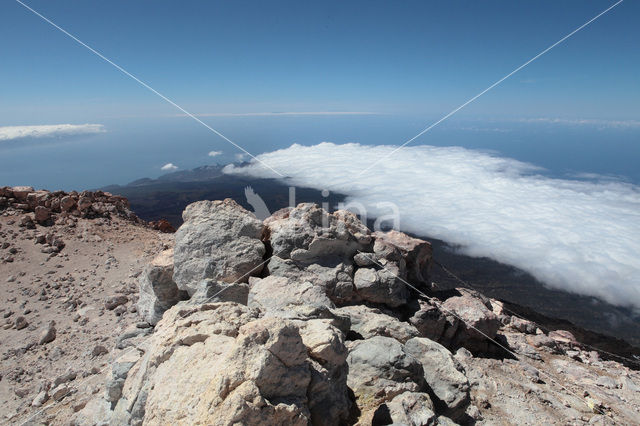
[
  {"xmin": 173, "ymin": 199, "xmax": 266, "ymax": 295},
  {"xmin": 109, "ymin": 302, "xmax": 353, "ymax": 425},
  {"xmin": 247, "ymin": 275, "xmax": 334, "ymax": 316}
]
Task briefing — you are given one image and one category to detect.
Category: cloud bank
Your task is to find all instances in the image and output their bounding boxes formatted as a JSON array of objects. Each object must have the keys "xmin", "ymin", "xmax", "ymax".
[
  {"xmin": 225, "ymin": 142, "xmax": 640, "ymax": 309},
  {"xmin": 516, "ymin": 118, "xmax": 640, "ymax": 128},
  {"xmin": 160, "ymin": 163, "xmax": 178, "ymax": 171},
  {"xmin": 0, "ymin": 124, "xmax": 105, "ymax": 142},
  {"xmin": 174, "ymin": 111, "xmax": 379, "ymax": 118}
]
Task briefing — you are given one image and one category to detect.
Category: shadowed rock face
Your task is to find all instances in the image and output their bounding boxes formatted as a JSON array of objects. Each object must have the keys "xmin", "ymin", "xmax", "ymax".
[
  {"xmin": 137, "ymin": 249, "xmax": 188, "ymax": 325},
  {"xmin": 67, "ymin": 200, "xmax": 640, "ymax": 426}
]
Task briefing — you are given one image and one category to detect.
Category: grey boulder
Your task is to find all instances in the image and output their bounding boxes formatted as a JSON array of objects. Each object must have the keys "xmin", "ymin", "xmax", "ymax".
[{"xmin": 173, "ymin": 199, "xmax": 266, "ymax": 295}]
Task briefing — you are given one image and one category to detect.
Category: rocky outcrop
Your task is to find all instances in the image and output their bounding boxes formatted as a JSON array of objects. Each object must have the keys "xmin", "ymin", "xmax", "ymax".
[
  {"xmin": 72, "ymin": 199, "xmax": 640, "ymax": 426},
  {"xmin": 264, "ymin": 204, "xmax": 370, "ymax": 305},
  {"xmin": 372, "ymin": 230, "xmax": 432, "ymax": 284},
  {"xmin": 108, "ymin": 303, "xmax": 353, "ymax": 425},
  {"xmin": 172, "ymin": 199, "xmax": 266, "ymax": 295},
  {"xmin": 0, "ymin": 186, "xmax": 138, "ymax": 224}
]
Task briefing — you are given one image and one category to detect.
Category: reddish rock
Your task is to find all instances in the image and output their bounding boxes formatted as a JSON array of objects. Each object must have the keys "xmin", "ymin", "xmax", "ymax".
[
  {"xmin": 11, "ymin": 186, "xmax": 33, "ymax": 201},
  {"xmin": 150, "ymin": 219, "xmax": 176, "ymax": 233},
  {"xmin": 60, "ymin": 196, "xmax": 76, "ymax": 212},
  {"xmin": 549, "ymin": 330, "xmax": 578, "ymax": 345},
  {"xmin": 34, "ymin": 206, "xmax": 51, "ymax": 224},
  {"xmin": 373, "ymin": 230, "xmax": 432, "ymax": 284},
  {"xmin": 19, "ymin": 215, "xmax": 36, "ymax": 229},
  {"xmin": 0, "ymin": 187, "xmax": 13, "ymax": 197},
  {"xmin": 77, "ymin": 197, "xmax": 92, "ymax": 212}
]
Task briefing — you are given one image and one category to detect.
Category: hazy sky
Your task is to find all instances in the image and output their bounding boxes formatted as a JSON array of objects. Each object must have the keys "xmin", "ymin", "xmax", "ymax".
[{"xmin": 1, "ymin": 0, "xmax": 638, "ymax": 121}]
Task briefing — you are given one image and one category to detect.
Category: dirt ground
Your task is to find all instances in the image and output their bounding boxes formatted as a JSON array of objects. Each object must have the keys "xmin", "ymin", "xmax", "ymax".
[{"xmin": 0, "ymin": 211, "xmax": 170, "ymax": 424}]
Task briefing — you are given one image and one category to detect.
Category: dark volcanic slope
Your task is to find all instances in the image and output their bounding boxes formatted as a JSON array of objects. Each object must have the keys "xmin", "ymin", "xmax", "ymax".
[{"xmin": 101, "ymin": 166, "xmax": 640, "ymax": 349}]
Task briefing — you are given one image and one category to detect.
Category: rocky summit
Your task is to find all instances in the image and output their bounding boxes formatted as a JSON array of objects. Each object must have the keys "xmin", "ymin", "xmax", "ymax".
[{"xmin": 1, "ymin": 190, "xmax": 639, "ymax": 425}]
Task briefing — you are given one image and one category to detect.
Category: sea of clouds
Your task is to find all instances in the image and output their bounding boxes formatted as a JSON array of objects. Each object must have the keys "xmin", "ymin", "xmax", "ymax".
[
  {"xmin": 0, "ymin": 124, "xmax": 105, "ymax": 142},
  {"xmin": 225, "ymin": 142, "xmax": 640, "ymax": 309}
]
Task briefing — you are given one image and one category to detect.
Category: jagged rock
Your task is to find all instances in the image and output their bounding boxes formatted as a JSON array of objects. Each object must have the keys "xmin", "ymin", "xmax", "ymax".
[
  {"xmin": 373, "ymin": 230, "xmax": 432, "ymax": 284},
  {"xmin": 297, "ymin": 319, "xmax": 352, "ymax": 425},
  {"xmin": 266, "ymin": 203, "xmax": 371, "ymax": 260},
  {"xmin": 347, "ymin": 336, "xmax": 425, "ymax": 413},
  {"xmin": 109, "ymin": 302, "xmax": 352, "ymax": 425},
  {"xmin": 137, "ymin": 249, "xmax": 186, "ymax": 325},
  {"xmin": 335, "ymin": 304, "xmax": 419, "ymax": 343},
  {"xmin": 106, "ymin": 347, "xmax": 142, "ymax": 404},
  {"xmin": 173, "ymin": 199, "xmax": 265, "ymax": 295},
  {"xmin": 383, "ymin": 391, "xmax": 437, "ymax": 426},
  {"xmin": 504, "ymin": 333, "xmax": 541, "ymax": 360},
  {"xmin": 409, "ymin": 298, "xmax": 449, "ymax": 341},
  {"xmin": 441, "ymin": 290, "xmax": 500, "ymax": 352},
  {"xmin": 353, "ymin": 263, "xmax": 409, "ymax": 307},
  {"xmin": 247, "ymin": 275, "xmax": 334, "ymax": 317},
  {"xmin": 404, "ymin": 337, "xmax": 470, "ymax": 420},
  {"xmin": 264, "ymin": 203, "xmax": 370, "ymax": 304},
  {"xmin": 266, "ymin": 255, "xmax": 357, "ymax": 305},
  {"xmin": 509, "ymin": 316, "xmax": 537, "ymax": 334}
]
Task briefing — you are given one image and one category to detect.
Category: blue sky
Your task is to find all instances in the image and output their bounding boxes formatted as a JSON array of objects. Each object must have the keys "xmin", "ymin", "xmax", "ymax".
[
  {"xmin": 0, "ymin": 0, "xmax": 638, "ymax": 189},
  {"xmin": 2, "ymin": 0, "xmax": 638, "ymax": 120}
]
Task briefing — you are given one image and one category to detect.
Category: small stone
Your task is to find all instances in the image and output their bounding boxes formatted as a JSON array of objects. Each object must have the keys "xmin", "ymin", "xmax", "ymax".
[
  {"xmin": 32, "ymin": 390, "xmax": 49, "ymax": 407},
  {"xmin": 91, "ymin": 345, "xmax": 109, "ymax": 357},
  {"xmin": 105, "ymin": 295, "xmax": 128, "ymax": 310},
  {"xmin": 51, "ymin": 384, "xmax": 70, "ymax": 401},
  {"xmin": 15, "ymin": 316, "xmax": 28, "ymax": 330},
  {"xmin": 38, "ymin": 321, "xmax": 56, "ymax": 344}
]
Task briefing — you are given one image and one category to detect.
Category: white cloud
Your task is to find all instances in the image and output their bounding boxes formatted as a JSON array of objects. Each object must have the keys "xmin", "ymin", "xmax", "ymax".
[
  {"xmin": 234, "ymin": 153, "xmax": 248, "ymax": 161},
  {"xmin": 208, "ymin": 150, "xmax": 223, "ymax": 157},
  {"xmin": 173, "ymin": 111, "xmax": 379, "ymax": 118},
  {"xmin": 160, "ymin": 163, "xmax": 178, "ymax": 171},
  {"xmin": 0, "ymin": 124, "xmax": 105, "ymax": 141},
  {"xmin": 225, "ymin": 142, "xmax": 640, "ymax": 309},
  {"xmin": 516, "ymin": 118, "xmax": 640, "ymax": 128}
]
